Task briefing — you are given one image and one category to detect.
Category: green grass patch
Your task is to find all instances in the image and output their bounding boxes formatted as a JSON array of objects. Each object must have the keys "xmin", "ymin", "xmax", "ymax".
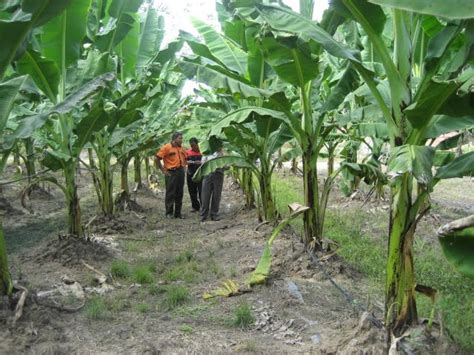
[
  {"xmin": 231, "ymin": 302, "xmax": 254, "ymax": 329},
  {"xmin": 84, "ymin": 296, "xmax": 108, "ymax": 320},
  {"xmin": 163, "ymin": 260, "xmax": 200, "ymax": 283},
  {"xmin": 132, "ymin": 265, "xmax": 155, "ymax": 284},
  {"xmin": 179, "ymin": 324, "xmax": 194, "ymax": 333},
  {"xmin": 135, "ymin": 302, "xmax": 151, "ymax": 313},
  {"xmin": 175, "ymin": 250, "xmax": 194, "ymax": 263},
  {"xmin": 110, "ymin": 260, "xmax": 131, "ymax": 279},
  {"xmin": 162, "ymin": 285, "xmax": 190, "ymax": 310}
]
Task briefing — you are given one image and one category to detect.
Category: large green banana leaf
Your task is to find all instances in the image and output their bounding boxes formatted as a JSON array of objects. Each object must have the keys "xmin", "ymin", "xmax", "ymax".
[
  {"xmin": 388, "ymin": 145, "xmax": 435, "ymax": 186},
  {"xmin": 424, "ymin": 115, "xmax": 474, "ymax": 138},
  {"xmin": 118, "ymin": 12, "xmax": 139, "ymax": 80},
  {"xmin": 137, "ymin": 8, "xmax": 164, "ymax": 71},
  {"xmin": 0, "ymin": 75, "xmax": 27, "ymax": 134},
  {"xmin": 369, "ymin": 0, "xmax": 474, "ymax": 19},
  {"xmin": 193, "ymin": 155, "xmax": 256, "ymax": 181},
  {"xmin": 438, "ymin": 216, "xmax": 474, "ymax": 278},
  {"xmin": 435, "ymin": 152, "xmax": 474, "ymax": 180},
  {"xmin": 95, "ymin": 0, "xmax": 143, "ymax": 52},
  {"xmin": 192, "ymin": 17, "xmax": 248, "ymax": 76},
  {"xmin": 41, "ymin": 0, "xmax": 91, "ymax": 70},
  {"xmin": 0, "ymin": 0, "xmax": 73, "ymax": 79},
  {"xmin": 16, "ymin": 48, "xmax": 60, "ymax": 102}
]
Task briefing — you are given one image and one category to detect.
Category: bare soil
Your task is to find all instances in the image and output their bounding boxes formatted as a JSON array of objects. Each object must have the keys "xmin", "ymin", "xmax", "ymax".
[{"xmin": 0, "ymin": 169, "xmax": 464, "ymax": 354}]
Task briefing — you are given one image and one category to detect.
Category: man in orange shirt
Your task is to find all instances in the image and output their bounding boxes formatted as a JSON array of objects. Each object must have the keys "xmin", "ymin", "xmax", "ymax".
[{"xmin": 156, "ymin": 132, "xmax": 187, "ymax": 219}]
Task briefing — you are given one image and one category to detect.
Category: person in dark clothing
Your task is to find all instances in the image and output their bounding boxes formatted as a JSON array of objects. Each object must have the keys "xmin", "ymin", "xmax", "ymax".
[
  {"xmin": 156, "ymin": 132, "xmax": 187, "ymax": 219},
  {"xmin": 186, "ymin": 138, "xmax": 202, "ymax": 212},
  {"xmin": 200, "ymin": 146, "xmax": 225, "ymax": 223}
]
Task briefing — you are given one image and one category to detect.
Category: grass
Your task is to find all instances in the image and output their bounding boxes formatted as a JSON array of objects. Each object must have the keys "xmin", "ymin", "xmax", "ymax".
[
  {"xmin": 84, "ymin": 296, "xmax": 108, "ymax": 320},
  {"xmin": 132, "ymin": 265, "xmax": 155, "ymax": 284},
  {"xmin": 231, "ymin": 302, "xmax": 254, "ymax": 329},
  {"xmin": 272, "ymin": 173, "xmax": 474, "ymax": 352},
  {"xmin": 163, "ymin": 259, "xmax": 200, "ymax": 283},
  {"xmin": 110, "ymin": 260, "xmax": 131, "ymax": 279},
  {"xmin": 162, "ymin": 285, "xmax": 190, "ymax": 310},
  {"xmin": 135, "ymin": 302, "xmax": 151, "ymax": 313},
  {"xmin": 179, "ymin": 324, "xmax": 194, "ymax": 333}
]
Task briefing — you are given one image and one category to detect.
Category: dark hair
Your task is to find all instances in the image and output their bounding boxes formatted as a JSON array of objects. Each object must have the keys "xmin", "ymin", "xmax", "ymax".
[
  {"xmin": 189, "ymin": 137, "xmax": 198, "ymax": 145},
  {"xmin": 171, "ymin": 131, "xmax": 183, "ymax": 141}
]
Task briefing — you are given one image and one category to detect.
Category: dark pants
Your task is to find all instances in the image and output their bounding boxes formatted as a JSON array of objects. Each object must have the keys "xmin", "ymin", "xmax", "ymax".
[
  {"xmin": 187, "ymin": 173, "xmax": 202, "ymax": 211},
  {"xmin": 165, "ymin": 168, "xmax": 185, "ymax": 217},
  {"xmin": 200, "ymin": 171, "xmax": 224, "ymax": 220}
]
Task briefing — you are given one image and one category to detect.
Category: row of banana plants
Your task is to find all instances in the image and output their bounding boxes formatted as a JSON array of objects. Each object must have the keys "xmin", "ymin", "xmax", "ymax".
[
  {"xmin": 0, "ymin": 0, "xmax": 188, "ymax": 296},
  {"xmin": 177, "ymin": 0, "xmax": 474, "ymax": 341}
]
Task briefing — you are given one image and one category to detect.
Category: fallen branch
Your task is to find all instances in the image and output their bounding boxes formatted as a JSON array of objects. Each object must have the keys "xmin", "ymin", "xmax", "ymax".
[
  {"xmin": 81, "ymin": 260, "xmax": 107, "ymax": 284},
  {"xmin": 255, "ymin": 220, "xmax": 270, "ymax": 232},
  {"xmin": 36, "ymin": 298, "xmax": 85, "ymax": 313},
  {"xmin": 11, "ymin": 285, "xmax": 28, "ymax": 326}
]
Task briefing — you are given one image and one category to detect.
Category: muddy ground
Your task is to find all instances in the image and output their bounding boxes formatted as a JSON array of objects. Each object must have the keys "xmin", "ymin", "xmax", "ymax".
[{"xmin": 0, "ymin": 167, "xmax": 466, "ymax": 354}]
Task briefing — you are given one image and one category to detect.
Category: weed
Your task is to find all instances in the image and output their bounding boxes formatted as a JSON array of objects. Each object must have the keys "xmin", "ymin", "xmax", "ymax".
[
  {"xmin": 132, "ymin": 265, "xmax": 155, "ymax": 284},
  {"xmin": 229, "ymin": 265, "xmax": 237, "ymax": 278},
  {"xmin": 148, "ymin": 284, "xmax": 164, "ymax": 295},
  {"xmin": 175, "ymin": 250, "xmax": 194, "ymax": 263},
  {"xmin": 135, "ymin": 302, "xmax": 151, "ymax": 313},
  {"xmin": 162, "ymin": 285, "xmax": 190, "ymax": 310},
  {"xmin": 124, "ymin": 241, "xmax": 141, "ymax": 253},
  {"xmin": 179, "ymin": 324, "xmax": 193, "ymax": 333},
  {"xmin": 85, "ymin": 296, "xmax": 108, "ymax": 320},
  {"xmin": 232, "ymin": 302, "xmax": 254, "ymax": 329},
  {"xmin": 110, "ymin": 260, "xmax": 131, "ymax": 279},
  {"xmin": 173, "ymin": 303, "xmax": 210, "ymax": 319}
]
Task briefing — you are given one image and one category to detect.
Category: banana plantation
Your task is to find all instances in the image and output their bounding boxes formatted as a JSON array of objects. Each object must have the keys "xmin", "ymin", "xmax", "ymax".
[{"xmin": 1, "ymin": 0, "xmax": 473, "ymax": 353}]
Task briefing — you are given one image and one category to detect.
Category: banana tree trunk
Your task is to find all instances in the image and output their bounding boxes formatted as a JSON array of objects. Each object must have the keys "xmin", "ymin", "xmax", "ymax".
[
  {"xmin": 291, "ymin": 157, "xmax": 298, "ymax": 174},
  {"xmin": 133, "ymin": 154, "xmax": 143, "ymax": 190},
  {"xmin": 0, "ymin": 221, "xmax": 12, "ymax": 296},
  {"xmin": 144, "ymin": 156, "xmax": 150, "ymax": 182},
  {"xmin": 24, "ymin": 138, "xmax": 37, "ymax": 190},
  {"xmin": 88, "ymin": 148, "xmax": 102, "ymax": 204},
  {"xmin": 120, "ymin": 158, "xmax": 131, "ymax": 196},
  {"xmin": 64, "ymin": 162, "xmax": 82, "ymax": 236},
  {"xmin": 386, "ymin": 173, "xmax": 418, "ymax": 335},
  {"xmin": 258, "ymin": 171, "xmax": 276, "ymax": 222},
  {"xmin": 98, "ymin": 152, "xmax": 114, "ymax": 217},
  {"xmin": 242, "ymin": 168, "xmax": 255, "ymax": 209},
  {"xmin": 302, "ymin": 150, "xmax": 321, "ymax": 250}
]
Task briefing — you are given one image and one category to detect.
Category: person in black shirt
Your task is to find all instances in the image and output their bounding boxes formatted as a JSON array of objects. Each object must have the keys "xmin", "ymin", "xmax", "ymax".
[{"xmin": 185, "ymin": 137, "xmax": 202, "ymax": 212}]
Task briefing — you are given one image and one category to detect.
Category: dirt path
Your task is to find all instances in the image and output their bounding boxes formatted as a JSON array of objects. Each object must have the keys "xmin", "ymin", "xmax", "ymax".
[{"xmin": 2, "ymin": 175, "xmax": 388, "ymax": 353}]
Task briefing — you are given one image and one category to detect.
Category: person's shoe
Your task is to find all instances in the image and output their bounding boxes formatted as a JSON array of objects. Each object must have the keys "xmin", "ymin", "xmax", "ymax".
[
  {"xmin": 174, "ymin": 215, "xmax": 185, "ymax": 219},
  {"xmin": 200, "ymin": 217, "xmax": 207, "ymax": 223},
  {"xmin": 211, "ymin": 216, "xmax": 221, "ymax": 221},
  {"xmin": 190, "ymin": 208, "xmax": 199, "ymax": 213},
  {"xmin": 165, "ymin": 214, "xmax": 173, "ymax": 219}
]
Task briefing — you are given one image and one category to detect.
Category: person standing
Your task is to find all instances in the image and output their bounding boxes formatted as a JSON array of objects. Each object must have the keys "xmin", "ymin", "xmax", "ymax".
[
  {"xmin": 186, "ymin": 137, "xmax": 202, "ymax": 212},
  {"xmin": 200, "ymin": 146, "xmax": 225, "ymax": 222},
  {"xmin": 156, "ymin": 132, "xmax": 187, "ymax": 219}
]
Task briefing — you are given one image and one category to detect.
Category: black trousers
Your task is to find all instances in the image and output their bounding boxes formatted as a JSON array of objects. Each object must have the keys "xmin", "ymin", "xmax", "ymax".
[
  {"xmin": 165, "ymin": 168, "xmax": 185, "ymax": 216},
  {"xmin": 200, "ymin": 171, "xmax": 224, "ymax": 220},
  {"xmin": 187, "ymin": 173, "xmax": 202, "ymax": 211}
]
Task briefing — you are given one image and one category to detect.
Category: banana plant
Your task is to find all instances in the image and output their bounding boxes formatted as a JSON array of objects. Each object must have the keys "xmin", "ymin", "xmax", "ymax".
[
  {"xmin": 196, "ymin": 107, "xmax": 296, "ymax": 221},
  {"xmin": 0, "ymin": 0, "xmax": 77, "ymax": 295},
  {"xmin": 235, "ymin": 2, "xmax": 360, "ymax": 249}
]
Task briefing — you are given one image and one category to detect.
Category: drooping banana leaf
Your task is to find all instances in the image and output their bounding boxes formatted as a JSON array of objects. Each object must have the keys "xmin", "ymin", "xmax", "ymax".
[
  {"xmin": 435, "ymin": 152, "xmax": 474, "ymax": 180},
  {"xmin": 14, "ymin": 72, "xmax": 115, "ymax": 139},
  {"xmin": 248, "ymin": 203, "xmax": 309, "ymax": 286},
  {"xmin": 0, "ymin": 75, "xmax": 27, "ymax": 134}
]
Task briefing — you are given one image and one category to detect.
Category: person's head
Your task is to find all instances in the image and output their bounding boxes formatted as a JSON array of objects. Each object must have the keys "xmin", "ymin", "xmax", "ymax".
[
  {"xmin": 171, "ymin": 131, "xmax": 183, "ymax": 147},
  {"xmin": 189, "ymin": 137, "xmax": 199, "ymax": 152}
]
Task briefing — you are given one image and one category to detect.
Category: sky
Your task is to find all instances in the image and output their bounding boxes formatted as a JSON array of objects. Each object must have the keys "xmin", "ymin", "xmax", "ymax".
[{"xmin": 153, "ymin": 0, "xmax": 329, "ymax": 96}]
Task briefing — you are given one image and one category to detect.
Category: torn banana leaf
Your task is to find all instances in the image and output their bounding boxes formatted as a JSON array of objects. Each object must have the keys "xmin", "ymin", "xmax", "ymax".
[{"xmin": 203, "ymin": 279, "xmax": 248, "ymax": 299}]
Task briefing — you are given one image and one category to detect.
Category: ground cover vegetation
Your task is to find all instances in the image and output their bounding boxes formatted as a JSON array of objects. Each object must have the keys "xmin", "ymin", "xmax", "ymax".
[{"xmin": 0, "ymin": 0, "xmax": 473, "ymax": 352}]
